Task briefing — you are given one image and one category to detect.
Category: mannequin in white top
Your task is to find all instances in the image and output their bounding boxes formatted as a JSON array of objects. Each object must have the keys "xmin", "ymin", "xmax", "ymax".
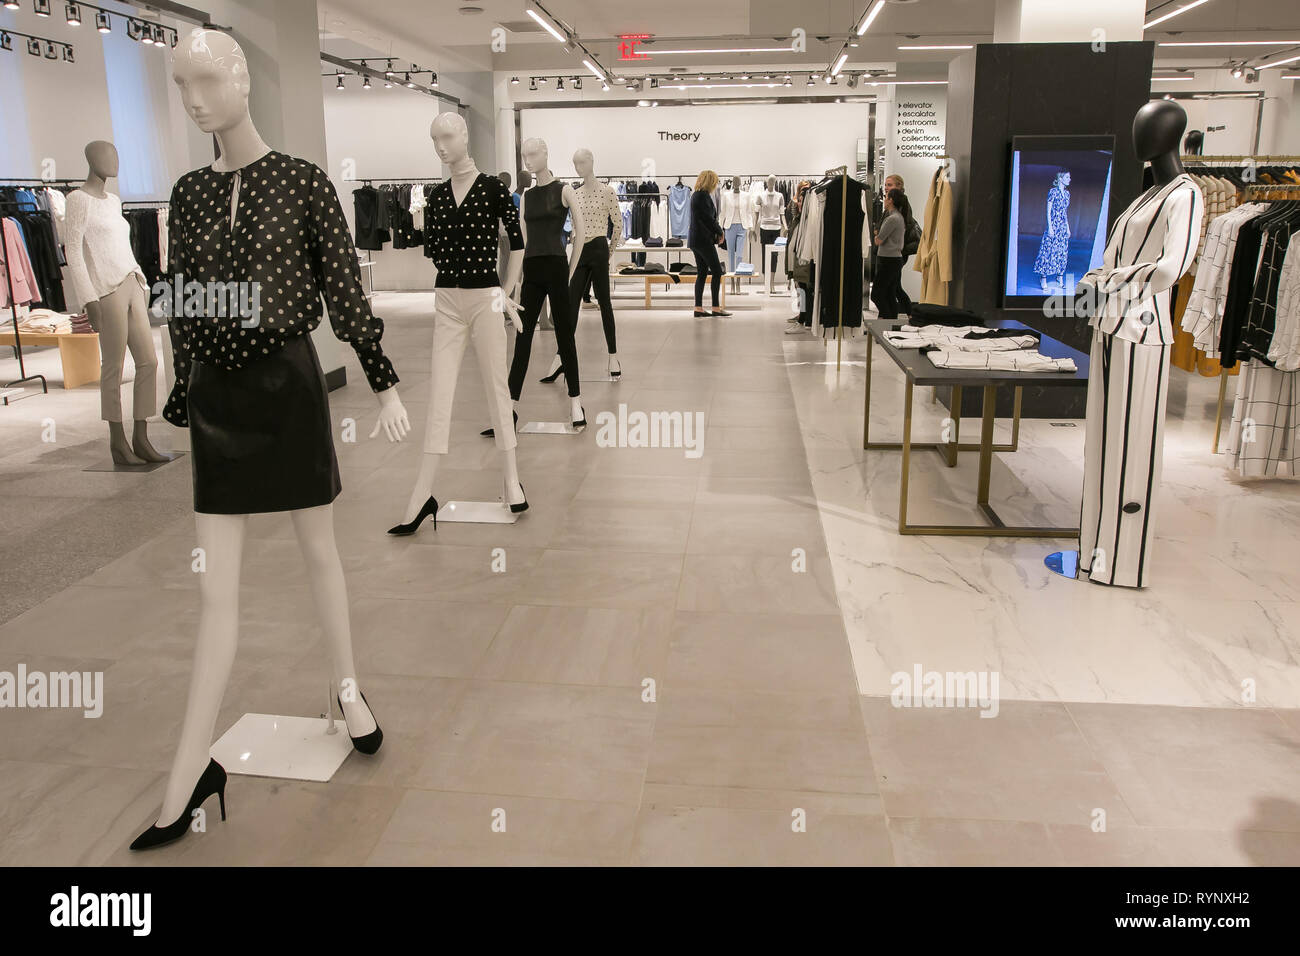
[
  {"xmin": 400, "ymin": 111, "xmax": 528, "ymax": 524},
  {"xmin": 755, "ymin": 175, "xmax": 787, "ymax": 275},
  {"xmin": 132, "ymin": 28, "xmax": 409, "ymax": 851},
  {"xmin": 541, "ymin": 147, "xmax": 622, "ymax": 382},
  {"xmin": 63, "ymin": 141, "xmax": 164, "ymax": 464}
]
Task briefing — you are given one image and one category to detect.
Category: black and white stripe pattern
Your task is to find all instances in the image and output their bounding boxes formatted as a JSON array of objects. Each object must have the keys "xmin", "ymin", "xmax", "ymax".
[
  {"xmin": 1084, "ymin": 174, "xmax": 1204, "ymax": 346},
  {"xmin": 1078, "ymin": 329, "xmax": 1170, "ymax": 589}
]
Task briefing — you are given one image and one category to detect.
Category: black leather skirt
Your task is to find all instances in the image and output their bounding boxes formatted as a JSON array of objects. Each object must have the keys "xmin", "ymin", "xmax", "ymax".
[{"xmin": 187, "ymin": 333, "xmax": 341, "ymax": 515}]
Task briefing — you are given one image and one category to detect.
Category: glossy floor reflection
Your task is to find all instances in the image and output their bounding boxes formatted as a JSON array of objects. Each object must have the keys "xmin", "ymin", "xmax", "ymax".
[{"xmin": 0, "ymin": 287, "xmax": 1297, "ymax": 865}]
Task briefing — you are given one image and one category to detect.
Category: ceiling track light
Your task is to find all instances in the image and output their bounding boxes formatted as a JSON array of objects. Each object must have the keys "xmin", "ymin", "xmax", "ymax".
[
  {"xmin": 856, "ymin": 0, "xmax": 887, "ymax": 36},
  {"xmin": 573, "ymin": 76, "xmax": 582, "ymax": 90},
  {"xmin": 583, "ymin": 58, "xmax": 605, "ymax": 83},
  {"xmin": 65, "ymin": 2, "xmax": 81, "ymax": 27},
  {"xmin": 362, "ymin": 74, "xmax": 371, "ymax": 89},
  {"xmin": 34, "ymin": 0, "xmax": 51, "ymax": 15},
  {"xmin": 2, "ymin": 1, "xmax": 18, "ymax": 8},
  {"xmin": 335, "ymin": 73, "xmax": 344, "ymax": 90},
  {"xmin": 44, "ymin": 40, "xmax": 58, "ymax": 58},
  {"xmin": 555, "ymin": 76, "xmax": 564, "ymax": 90},
  {"xmin": 529, "ymin": 77, "xmax": 537, "ymax": 91},
  {"xmin": 385, "ymin": 59, "xmax": 394, "ymax": 78},
  {"xmin": 405, "ymin": 72, "xmax": 415, "ymax": 88},
  {"xmin": 526, "ymin": 2, "xmax": 568, "ymax": 44},
  {"xmin": 431, "ymin": 72, "xmax": 439, "ymax": 87},
  {"xmin": 510, "ymin": 75, "xmax": 520, "ymax": 84},
  {"xmin": 95, "ymin": 10, "xmax": 109, "ymax": 32},
  {"xmin": 1143, "ymin": 0, "xmax": 1213, "ymax": 30},
  {"xmin": 0, "ymin": 33, "xmax": 9, "ymax": 51}
]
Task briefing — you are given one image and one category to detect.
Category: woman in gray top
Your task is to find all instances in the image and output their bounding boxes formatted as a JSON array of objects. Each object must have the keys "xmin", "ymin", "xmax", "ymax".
[{"xmin": 870, "ymin": 188, "xmax": 908, "ymax": 320}]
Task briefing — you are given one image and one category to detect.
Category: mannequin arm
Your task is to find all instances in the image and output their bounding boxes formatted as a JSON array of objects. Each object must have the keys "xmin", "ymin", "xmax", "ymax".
[
  {"xmin": 608, "ymin": 187, "xmax": 623, "ymax": 251},
  {"xmin": 1081, "ymin": 187, "xmax": 1203, "ymax": 304},
  {"xmin": 563, "ymin": 184, "xmax": 584, "ymax": 279},
  {"xmin": 61, "ymin": 192, "xmax": 98, "ymax": 309},
  {"xmin": 368, "ymin": 384, "xmax": 410, "ymax": 442}
]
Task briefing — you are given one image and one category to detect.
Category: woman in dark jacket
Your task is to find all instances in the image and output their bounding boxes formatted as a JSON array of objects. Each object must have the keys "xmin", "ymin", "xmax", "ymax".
[{"xmin": 688, "ymin": 169, "xmax": 729, "ymax": 316}]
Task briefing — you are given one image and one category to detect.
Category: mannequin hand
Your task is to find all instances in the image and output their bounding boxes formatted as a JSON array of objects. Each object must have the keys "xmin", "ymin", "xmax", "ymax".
[
  {"xmin": 84, "ymin": 300, "xmax": 102, "ymax": 334},
  {"xmin": 369, "ymin": 387, "xmax": 410, "ymax": 442},
  {"xmin": 502, "ymin": 295, "xmax": 524, "ymax": 333},
  {"xmin": 1073, "ymin": 281, "xmax": 1097, "ymax": 319}
]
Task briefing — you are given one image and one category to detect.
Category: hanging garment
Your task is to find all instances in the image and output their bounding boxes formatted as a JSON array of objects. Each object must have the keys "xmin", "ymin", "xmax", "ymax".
[
  {"xmin": 352, "ymin": 185, "xmax": 389, "ymax": 251},
  {"xmin": 914, "ymin": 167, "xmax": 953, "ymax": 305},
  {"xmin": 1077, "ymin": 173, "xmax": 1204, "ymax": 589},
  {"xmin": 1225, "ymin": 360, "xmax": 1299, "ymax": 477},
  {"xmin": 1181, "ymin": 203, "xmax": 1267, "ymax": 355},
  {"xmin": 817, "ymin": 176, "xmax": 868, "ymax": 329},
  {"xmin": 0, "ymin": 217, "xmax": 41, "ymax": 307},
  {"xmin": 668, "ymin": 183, "xmax": 691, "ymax": 238},
  {"xmin": 5, "ymin": 212, "xmax": 65, "ymax": 311},
  {"xmin": 1267, "ymin": 232, "xmax": 1300, "ymax": 370},
  {"xmin": 1237, "ymin": 203, "xmax": 1300, "ymax": 365}
]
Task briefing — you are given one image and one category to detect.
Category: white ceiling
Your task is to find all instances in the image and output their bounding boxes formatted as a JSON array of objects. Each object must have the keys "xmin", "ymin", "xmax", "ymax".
[{"xmin": 318, "ymin": 0, "xmax": 1300, "ymax": 77}]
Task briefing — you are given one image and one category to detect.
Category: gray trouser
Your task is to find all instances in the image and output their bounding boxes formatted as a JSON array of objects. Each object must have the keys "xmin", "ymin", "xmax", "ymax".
[{"xmin": 97, "ymin": 274, "xmax": 157, "ymax": 422}]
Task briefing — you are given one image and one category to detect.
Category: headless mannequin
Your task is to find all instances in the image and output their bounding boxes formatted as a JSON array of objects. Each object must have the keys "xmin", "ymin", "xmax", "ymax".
[
  {"xmin": 72, "ymin": 141, "xmax": 165, "ymax": 464},
  {"xmin": 398, "ymin": 112, "xmax": 526, "ymax": 522},
  {"xmin": 149, "ymin": 28, "xmax": 409, "ymax": 830},
  {"xmin": 517, "ymin": 137, "xmax": 585, "ymax": 424},
  {"xmin": 544, "ymin": 148, "xmax": 619, "ymax": 379}
]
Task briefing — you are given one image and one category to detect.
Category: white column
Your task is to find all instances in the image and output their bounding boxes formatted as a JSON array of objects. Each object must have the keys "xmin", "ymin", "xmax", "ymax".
[{"xmin": 994, "ymin": 0, "xmax": 1145, "ymax": 43}]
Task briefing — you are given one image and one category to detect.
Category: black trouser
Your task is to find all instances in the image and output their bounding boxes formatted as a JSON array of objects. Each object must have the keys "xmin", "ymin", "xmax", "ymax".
[
  {"xmin": 569, "ymin": 236, "xmax": 616, "ymax": 353},
  {"xmin": 871, "ymin": 256, "xmax": 903, "ymax": 321},
  {"xmin": 692, "ymin": 243, "xmax": 723, "ymax": 307},
  {"xmin": 760, "ymin": 227, "xmax": 779, "ymax": 274},
  {"xmin": 896, "ymin": 255, "xmax": 913, "ymax": 315},
  {"xmin": 511, "ymin": 255, "xmax": 579, "ymax": 398}
]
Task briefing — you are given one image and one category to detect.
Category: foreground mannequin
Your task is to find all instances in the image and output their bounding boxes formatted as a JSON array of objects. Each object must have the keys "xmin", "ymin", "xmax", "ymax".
[
  {"xmin": 507, "ymin": 137, "xmax": 586, "ymax": 427},
  {"xmin": 393, "ymin": 111, "xmax": 528, "ymax": 533},
  {"xmin": 133, "ymin": 28, "xmax": 410, "ymax": 850},
  {"xmin": 1074, "ymin": 101, "xmax": 1203, "ymax": 588},
  {"xmin": 63, "ymin": 141, "xmax": 165, "ymax": 464},
  {"xmin": 541, "ymin": 148, "xmax": 622, "ymax": 382}
]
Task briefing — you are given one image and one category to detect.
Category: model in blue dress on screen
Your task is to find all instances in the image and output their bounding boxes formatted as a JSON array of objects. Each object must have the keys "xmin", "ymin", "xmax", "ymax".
[{"xmin": 1033, "ymin": 170, "xmax": 1071, "ymax": 292}]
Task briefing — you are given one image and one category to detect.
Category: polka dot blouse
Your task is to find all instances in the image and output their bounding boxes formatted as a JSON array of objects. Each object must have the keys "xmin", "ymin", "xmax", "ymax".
[
  {"xmin": 422, "ymin": 173, "xmax": 524, "ymax": 288},
  {"xmin": 162, "ymin": 151, "xmax": 399, "ymax": 428}
]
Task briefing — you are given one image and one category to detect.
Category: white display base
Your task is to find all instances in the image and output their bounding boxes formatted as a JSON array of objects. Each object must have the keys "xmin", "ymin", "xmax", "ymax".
[
  {"xmin": 520, "ymin": 421, "xmax": 584, "ymax": 435},
  {"xmin": 436, "ymin": 500, "xmax": 520, "ymax": 524},
  {"xmin": 211, "ymin": 713, "xmax": 354, "ymax": 782},
  {"xmin": 581, "ymin": 375, "xmax": 620, "ymax": 383}
]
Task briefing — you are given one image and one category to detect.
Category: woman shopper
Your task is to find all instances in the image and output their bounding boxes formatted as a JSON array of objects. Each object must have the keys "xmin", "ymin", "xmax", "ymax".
[
  {"xmin": 688, "ymin": 169, "xmax": 730, "ymax": 317},
  {"xmin": 871, "ymin": 188, "xmax": 908, "ymax": 320},
  {"xmin": 883, "ymin": 174, "xmax": 914, "ymax": 316}
]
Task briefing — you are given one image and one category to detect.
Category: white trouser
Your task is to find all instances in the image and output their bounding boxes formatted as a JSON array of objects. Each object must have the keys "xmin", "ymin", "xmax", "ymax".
[
  {"xmin": 97, "ymin": 273, "xmax": 157, "ymax": 422},
  {"xmin": 1078, "ymin": 328, "xmax": 1170, "ymax": 589},
  {"xmin": 424, "ymin": 287, "xmax": 517, "ymax": 453}
]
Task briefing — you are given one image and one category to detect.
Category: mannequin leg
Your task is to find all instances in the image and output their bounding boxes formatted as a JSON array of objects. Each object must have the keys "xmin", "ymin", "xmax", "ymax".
[
  {"xmin": 122, "ymin": 280, "xmax": 167, "ymax": 461},
  {"xmin": 96, "ymin": 283, "xmax": 144, "ymax": 465},
  {"xmin": 468, "ymin": 288, "xmax": 523, "ymax": 502},
  {"xmin": 508, "ymin": 262, "xmax": 548, "ymax": 401},
  {"xmin": 546, "ymin": 258, "xmax": 580, "ymax": 398},
  {"xmin": 588, "ymin": 244, "xmax": 618, "ymax": 360},
  {"xmin": 155, "ymin": 511, "xmax": 247, "ymax": 826},
  {"xmin": 401, "ymin": 292, "xmax": 470, "ymax": 523},
  {"xmin": 291, "ymin": 504, "xmax": 375, "ymax": 736}
]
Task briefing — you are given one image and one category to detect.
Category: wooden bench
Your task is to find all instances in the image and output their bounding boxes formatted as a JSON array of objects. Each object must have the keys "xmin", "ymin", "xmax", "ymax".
[
  {"xmin": 613, "ymin": 272, "xmax": 742, "ymax": 308},
  {"xmin": 0, "ymin": 329, "xmax": 100, "ymax": 388}
]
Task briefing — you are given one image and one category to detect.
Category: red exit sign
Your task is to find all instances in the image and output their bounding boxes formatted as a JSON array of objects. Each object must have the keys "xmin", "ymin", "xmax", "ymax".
[{"xmin": 618, "ymin": 33, "xmax": 652, "ymax": 60}]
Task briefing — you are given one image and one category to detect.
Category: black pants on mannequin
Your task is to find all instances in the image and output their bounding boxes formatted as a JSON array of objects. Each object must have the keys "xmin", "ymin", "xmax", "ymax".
[
  {"xmin": 692, "ymin": 244, "xmax": 724, "ymax": 307},
  {"xmin": 760, "ymin": 227, "xmax": 779, "ymax": 274},
  {"xmin": 511, "ymin": 255, "xmax": 579, "ymax": 398},
  {"xmin": 569, "ymin": 236, "xmax": 617, "ymax": 353},
  {"xmin": 871, "ymin": 255, "xmax": 903, "ymax": 320}
]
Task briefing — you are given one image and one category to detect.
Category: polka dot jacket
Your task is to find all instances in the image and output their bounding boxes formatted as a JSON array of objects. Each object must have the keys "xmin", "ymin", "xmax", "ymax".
[
  {"xmin": 422, "ymin": 173, "xmax": 524, "ymax": 288},
  {"xmin": 162, "ymin": 151, "xmax": 399, "ymax": 428}
]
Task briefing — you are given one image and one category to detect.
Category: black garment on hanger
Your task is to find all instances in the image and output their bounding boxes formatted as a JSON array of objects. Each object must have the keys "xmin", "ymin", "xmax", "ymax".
[
  {"xmin": 125, "ymin": 209, "xmax": 163, "ymax": 285},
  {"xmin": 5, "ymin": 210, "xmax": 66, "ymax": 312},
  {"xmin": 352, "ymin": 185, "xmax": 388, "ymax": 250},
  {"xmin": 818, "ymin": 176, "xmax": 866, "ymax": 329},
  {"xmin": 1237, "ymin": 201, "xmax": 1300, "ymax": 365}
]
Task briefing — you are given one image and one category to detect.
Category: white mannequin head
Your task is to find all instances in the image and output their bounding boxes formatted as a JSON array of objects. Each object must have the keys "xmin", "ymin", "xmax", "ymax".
[
  {"xmin": 521, "ymin": 137, "xmax": 550, "ymax": 175},
  {"xmin": 172, "ymin": 28, "xmax": 252, "ymax": 135},
  {"xmin": 430, "ymin": 112, "xmax": 470, "ymax": 165},
  {"xmin": 574, "ymin": 148, "xmax": 595, "ymax": 179},
  {"xmin": 766, "ymin": 175, "xmax": 777, "ymax": 191},
  {"xmin": 85, "ymin": 141, "xmax": 118, "ymax": 180},
  {"xmin": 732, "ymin": 176, "xmax": 741, "ymax": 192}
]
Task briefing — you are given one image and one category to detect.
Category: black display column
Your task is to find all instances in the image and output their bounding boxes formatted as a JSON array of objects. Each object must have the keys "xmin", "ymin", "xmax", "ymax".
[{"xmin": 945, "ymin": 41, "xmax": 1154, "ymax": 418}]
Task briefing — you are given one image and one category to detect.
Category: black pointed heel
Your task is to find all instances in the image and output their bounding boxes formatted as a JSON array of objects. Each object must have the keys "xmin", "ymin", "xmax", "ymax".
[
  {"xmin": 481, "ymin": 409, "xmax": 519, "ymax": 438},
  {"xmin": 130, "ymin": 758, "xmax": 227, "ymax": 851},
  {"xmin": 506, "ymin": 481, "xmax": 529, "ymax": 514},
  {"xmin": 388, "ymin": 496, "xmax": 438, "ymax": 536},
  {"xmin": 572, "ymin": 406, "xmax": 587, "ymax": 429},
  {"xmin": 337, "ymin": 691, "xmax": 383, "ymax": 755},
  {"xmin": 539, "ymin": 356, "xmax": 564, "ymax": 384}
]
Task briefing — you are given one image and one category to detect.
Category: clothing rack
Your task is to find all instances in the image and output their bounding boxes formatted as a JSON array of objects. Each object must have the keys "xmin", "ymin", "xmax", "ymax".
[
  {"xmin": 348, "ymin": 177, "xmax": 442, "ymax": 185},
  {"xmin": 0, "ymin": 198, "xmax": 49, "ymax": 404},
  {"xmin": 0, "ymin": 178, "xmax": 81, "ymax": 186}
]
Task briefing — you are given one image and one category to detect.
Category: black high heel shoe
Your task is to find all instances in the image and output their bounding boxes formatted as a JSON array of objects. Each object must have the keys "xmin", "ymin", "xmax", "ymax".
[
  {"xmin": 388, "ymin": 496, "xmax": 438, "ymax": 536},
  {"xmin": 481, "ymin": 410, "xmax": 519, "ymax": 438},
  {"xmin": 505, "ymin": 480, "xmax": 529, "ymax": 514},
  {"xmin": 572, "ymin": 406, "xmax": 587, "ymax": 429},
  {"xmin": 130, "ymin": 758, "xmax": 226, "ymax": 851},
  {"xmin": 337, "ymin": 691, "xmax": 383, "ymax": 755},
  {"xmin": 539, "ymin": 356, "xmax": 564, "ymax": 384}
]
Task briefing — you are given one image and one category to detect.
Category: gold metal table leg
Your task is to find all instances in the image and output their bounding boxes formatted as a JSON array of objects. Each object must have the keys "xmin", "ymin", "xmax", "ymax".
[
  {"xmin": 899, "ymin": 378, "xmax": 914, "ymax": 534},
  {"xmin": 1212, "ymin": 370, "xmax": 1229, "ymax": 454}
]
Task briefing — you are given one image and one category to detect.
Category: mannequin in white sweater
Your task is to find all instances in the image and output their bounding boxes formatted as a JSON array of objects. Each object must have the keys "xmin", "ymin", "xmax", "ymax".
[{"xmin": 63, "ymin": 140, "xmax": 166, "ymax": 463}]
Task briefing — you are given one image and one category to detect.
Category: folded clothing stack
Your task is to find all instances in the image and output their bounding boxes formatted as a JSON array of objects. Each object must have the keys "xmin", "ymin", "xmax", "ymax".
[
  {"xmin": 925, "ymin": 350, "xmax": 1077, "ymax": 373},
  {"xmin": 645, "ymin": 237, "xmax": 664, "ymax": 248},
  {"xmin": 668, "ymin": 262, "xmax": 697, "ymax": 275},
  {"xmin": 883, "ymin": 325, "xmax": 1041, "ymax": 352},
  {"xmin": 908, "ymin": 303, "xmax": 984, "ymax": 327},
  {"xmin": 70, "ymin": 312, "xmax": 94, "ymax": 334},
  {"xmin": 733, "ymin": 263, "xmax": 755, "ymax": 275},
  {"xmin": 17, "ymin": 308, "xmax": 72, "ymax": 334},
  {"xmin": 666, "ymin": 238, "xmax": 684, "ymax": 247}
]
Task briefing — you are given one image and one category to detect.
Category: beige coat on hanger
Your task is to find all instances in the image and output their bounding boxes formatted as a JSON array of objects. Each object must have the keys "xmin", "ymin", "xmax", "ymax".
[{"xmin": 914, "ymin": 166, "xmax": 953, "ymax": 305}]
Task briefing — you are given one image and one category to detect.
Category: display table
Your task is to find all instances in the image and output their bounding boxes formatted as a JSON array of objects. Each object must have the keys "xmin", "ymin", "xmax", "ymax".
[
  {"xmin": 862, "ymin": 318, "xmax": 1089, "ymax": 537},
  {"xmin": 612, "ymin": 271, "xmax": 740, "ymax": 308},
  {"xmin": 0, "ymin": 329, "xmax": 100, "ymax": 388}
]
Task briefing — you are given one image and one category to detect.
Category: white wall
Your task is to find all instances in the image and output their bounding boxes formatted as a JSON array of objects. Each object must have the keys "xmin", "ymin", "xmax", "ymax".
[{"xmin": 517, "ymin": 102, "xmax": 874, "ymax": 181}]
